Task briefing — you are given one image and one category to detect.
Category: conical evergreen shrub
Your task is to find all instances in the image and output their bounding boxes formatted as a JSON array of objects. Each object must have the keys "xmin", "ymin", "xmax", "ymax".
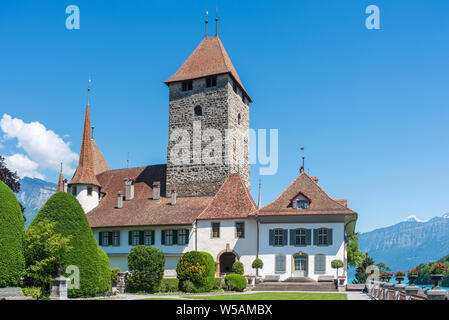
[{"xmin": 0, "ymin": 181, "xmax": 25, "ymax": 287}]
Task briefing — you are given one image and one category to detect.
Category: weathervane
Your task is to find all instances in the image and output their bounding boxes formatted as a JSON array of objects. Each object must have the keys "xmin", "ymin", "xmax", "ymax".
[
  {"xmin": 215, "ymin": 1, "xmax": 219, "ymax": 36},
  {"xmin": 205, "ymin": 11, "xmax": 209, "ymax": 38},
  {"xmin": 299, "ymin": 147, "xmax": 305, "ymax": 173}
]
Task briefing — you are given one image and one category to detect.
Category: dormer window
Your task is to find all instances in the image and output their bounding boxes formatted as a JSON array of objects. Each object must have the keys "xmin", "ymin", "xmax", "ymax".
[
  {"xmin": 194, "ymin": 105, "xmax": 203, "ymax": 116},
  {"xmin": 206, "ymin": 76, "xmax": 217, "ymax": 88},
  {"xmin": 182, "ymin": 80, "xmax": 193, "ymax": 91},
  {"xmin": 291, "ymin": 193, "xmax": 310, "ymax": 210}
]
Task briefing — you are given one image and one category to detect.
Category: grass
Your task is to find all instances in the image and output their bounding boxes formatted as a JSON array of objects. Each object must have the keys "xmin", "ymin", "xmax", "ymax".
[{"xmin": 183, "ymin": 292, "xmax": 347, "ymax": 300}]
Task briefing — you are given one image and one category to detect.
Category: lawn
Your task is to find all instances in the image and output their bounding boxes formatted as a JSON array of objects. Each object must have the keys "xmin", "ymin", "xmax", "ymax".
[{"xmin": 183, "ymin": 292, "xmax": 347, "ymax": 300}]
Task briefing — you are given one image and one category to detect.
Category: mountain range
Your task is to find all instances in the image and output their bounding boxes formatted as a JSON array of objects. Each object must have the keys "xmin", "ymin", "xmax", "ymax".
[
  {"xmin": 16, "ymin": 177, "xmax": 56, "ymax": 227},
  {"xmin": 358, "ymin": 214, "xmax": 449, "ymax": 272}
]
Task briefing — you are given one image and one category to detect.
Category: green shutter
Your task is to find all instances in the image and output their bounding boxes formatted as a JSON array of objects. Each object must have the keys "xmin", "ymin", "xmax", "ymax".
[
  {"xmin": 128, "ymin": 231, "xmax": 132, "ymax": 245},
  {"xmin": 139, "ymin": 231, "xmax": 144, "ymax": 245},
  {"xmin": 99, "ymin": 232, "xmax": 103, "ymax": 246},
  {"xmin": 306, "ymin": 229, "xmax": 312, "ymax": 245},
  {"xmin": 269, "ymin": 229, "xmax": 274, "ymax": 246},
  {"xmin": 161, "ymin": 230, "xmax": 165, "ymax": 245},
  {"xmin": 313, "ymin": 229, "xmax": 318, "ymax": 245},
  {"xmin": 283, "ymin": 229, "xmax": 288, "ymax": 246},
  {"xmin": 289, "ymin": 229, "xmax": 295, "ymax": 245},
  {"xmin": 173, "ymin": 230, "xmax": 178, "ymax": 245},
  {"xmin": 151, "ymin": 230, "xmax": 155, "ymax": 245},
  {"xmin": 185, "ymin": 229, "xmax": 189, "ymax": 244},
  {"xmin": 328, "ymin": 229, "xmax": 333, "ymax": 246}
]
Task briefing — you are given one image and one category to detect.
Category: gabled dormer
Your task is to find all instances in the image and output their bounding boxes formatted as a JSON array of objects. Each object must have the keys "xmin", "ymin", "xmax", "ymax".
[{"xmin": 290, "ymin": 192, "xmax": 311, "ymax": 210}]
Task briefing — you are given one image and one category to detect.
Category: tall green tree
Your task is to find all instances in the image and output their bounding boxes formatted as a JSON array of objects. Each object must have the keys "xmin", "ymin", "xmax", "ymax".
[
  {"xmin": 0, "ymin": 156, "xmax": 26, "ymax": 218},
  {"xmin": 376, "ymin": 262, "xmax": 391, "ymax": 273},
  {"xmin": 347, "ymin": 232, "xmax": 365, "ymax": 268},
  {"xmin": 353, "ymin": 254, "xmax": 375, "ymax": 284}
]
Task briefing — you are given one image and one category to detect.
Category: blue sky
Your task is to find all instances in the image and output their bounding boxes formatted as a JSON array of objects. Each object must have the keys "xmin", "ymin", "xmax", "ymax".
[{"xmin": 0, "ymin": 1, "xmax": 448, "ymax": 232}]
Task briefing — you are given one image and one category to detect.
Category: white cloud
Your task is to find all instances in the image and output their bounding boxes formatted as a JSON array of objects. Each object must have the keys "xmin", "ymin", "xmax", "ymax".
[
  {"xmin": 4, "ymin": 154, "xmax": 44, "ymax": 179},
  {"xmin": 0, "ymin": 114, "xmax": 78, "ymax": 178}
]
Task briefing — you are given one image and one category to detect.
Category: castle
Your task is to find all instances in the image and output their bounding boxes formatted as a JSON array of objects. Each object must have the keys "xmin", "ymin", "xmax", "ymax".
[{"xmin": 59, "ymin": 30, "xmax": 357, "ymax": 282}]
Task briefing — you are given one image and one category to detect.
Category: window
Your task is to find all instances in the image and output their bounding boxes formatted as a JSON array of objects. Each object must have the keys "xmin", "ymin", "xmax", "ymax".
[
  {"xmin": 182, "ymin": 80, "xmax": 192, "ymax": 91},
  {"xmin": 87, "ymin": 187, "xmax": 93, "ymax": 196},
  {"xmin": 194, "ymin": 105, "xmax": 202, "ymax": 116},
  {"xmin": 102, "ymin": 232, "xmax": 110, "ymax": 246},
  {"xmin": 292, "ymin": 194, "xmax": 310, "ymax": 210},
  {"xmin": 71, "ymin": 186, "xmax": 77, "ymax": 196},
  {"xmin": 112, "ymin": 231, "xmax": 120, "ymax": 246},
  {"xmin": 144, "ymin": 231, "xmax": 152, "ymax": 246},
  {"xmin": 233, "ymin": 82, "xmax": 238, "ymax": 94},
  {"xmin": 211, "ymin": 222, "xmax": 220, "ymax": 238},
  {"xmin": 315, "ymin": 255, "xmax": 326, "ymax": 273},
  {"xmin": 178, "ymin": 229, "xmax": 186, "ymax": 245},
  {"xmin": 235, "ymin": 222, "xmax": 245, "ymax": 238},
  {"xmin": 318, "ymin": 228, "xmax": 328, "ymax": 246},
  {"xmin": 165, "ymin": 230, "xmax": 173, "ymax": 245},
  {"xmin": 275, "ymin": 255, "xmax": 286, "ymax": 273},
  {"xmin": 206, "ymin": 76, "xmax": 217, "ymax": 88},
  {"xmin": 274, "ymin": 229, "xmax": 284, "ymax": 246},
  {"xmin": 295, "ymin": 229, "xmax": 306, "ymax": 246},
  {"xmin": 237, "ymin": 113, "xmax": 241, "ymax": 125},
  {"xmin": 132, "ymin": 231, "xmax": 140, "ymax": 246}
]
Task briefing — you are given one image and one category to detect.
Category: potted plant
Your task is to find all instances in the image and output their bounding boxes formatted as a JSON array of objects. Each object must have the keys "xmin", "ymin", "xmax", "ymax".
[
  {"xmin": 394, "ymin": 271, "xmax": 406, "ymax": 284},
  {"xmin": 380, "ymin": 272, "xmax": 393, "ymax": 282},
  {"xmin": 430, "ymin": 263, "xmax": 447, "ymax": 288},
  {"xmin": 407, "ymin": 269, "xmax": 418, "ymax": 285}
]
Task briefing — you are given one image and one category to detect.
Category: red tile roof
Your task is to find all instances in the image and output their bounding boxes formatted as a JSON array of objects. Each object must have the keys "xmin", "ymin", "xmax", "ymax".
[
  {"xmin": 164, "ymin": 36, "xmax": 252, "ymax": 102},
  {"xmin": 197, "ymin": 174, "xmax": 257, "ymax": 220},
  {"xmin": 86, "ymin": 165, "xmax": 214, "ymax": 227},
  {"xmin": 69, "ymin": 106, "xmax": 101, "ymax": 187},
  {"xmin": 253, "ymin": 172, "xmax": 357, "ymax": 217},
  {"xmin": 91, "ymin": 139, "xmax": 110, "ymax": 175},
  {"xmin": 56, "ymin": 170, "xmax": 64, "ymax": 192}
]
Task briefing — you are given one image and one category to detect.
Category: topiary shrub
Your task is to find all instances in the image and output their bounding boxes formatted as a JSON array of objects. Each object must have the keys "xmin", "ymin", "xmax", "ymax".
[
  {"xmin": 232, "ymin": 261, "xmax": 244, "ymax": 275},
  {"xmin": 159, "ymin": 278, "xmax": 179, "ymax": 293},
  {"xmin": 225, "ymin": 274, "xmax": 247, "ymax": 292},
  {"xmin": 177, "ymin": 251, "xmax": 215, "ymax": 293},
  {"xmin": 0, "ymin": 181, "xmax": 25, "ymax": 287},
  {"xmin": 97, "ymin": 248, "xmax": 111, "ymax": 294},
  {"xmin": 111, "ymin": 268, "xmax": 121, "ymax": 285},
  {"xmin": 126, "ymin": 245, "xmax": 165, "ymax": 293},
  {"xmin": 30, "ymin": 192, "xmax": 106, "ymax": 297},
  {"xmin": 331, "ymin": 259, "xmax": 344, "ymax": 277},
  {"xmin": 252, "ymin": 258, "xmax": 263, "ymax": 269}
]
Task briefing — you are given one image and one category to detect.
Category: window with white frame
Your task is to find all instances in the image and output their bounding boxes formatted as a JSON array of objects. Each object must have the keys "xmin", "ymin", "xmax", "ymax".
[
  {"xmin": 295, "ymin": 229, "xmax": 306, "ymax": 246},
  {"xmin": 165, "ymin": 230, "xmax": 173, "ymax": 245},
  {"xmin": 102, "ymin": 232, "xmax": 110, "ymax": 246},
  {"xmin": 178, "ymin": 229, "xmax": 186, "ymax": 245},
  {"xmin": 235, "ymin": 222, "xmax": 245, "ymax": 238},
  {"xmin": 318, "ymin": 228, "xmax": 329, "ymax": 246},
  {"xmin": 211, "ymin": 222, "xmax": 220, "ymax": 238},
  {"xmin": 275, "ymin": 255, "xmax": 286, "ymax": 273},
  {"xmin": 315, "ymin": 254, "xmax": 326, "ymax": 273},
  {"xmin": 144, "ymin": 231, "xmax": 152, "ymax": 246},
  {"xmin": 274, "ymin": 229, "xmax": 284, "ymax": 246},
  {"xmin": 132, "ymin": 231, "xmax": 139, "ymax": 246},
  {"xmin": 112, "ymin": 231, "xmax": 120, "ymax": 246}
]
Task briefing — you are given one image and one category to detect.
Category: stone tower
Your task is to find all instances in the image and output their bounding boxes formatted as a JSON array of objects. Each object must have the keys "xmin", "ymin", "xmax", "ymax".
[{"xmin": 164, "ymin": 36, "xmax": 252, "ymax": 197}]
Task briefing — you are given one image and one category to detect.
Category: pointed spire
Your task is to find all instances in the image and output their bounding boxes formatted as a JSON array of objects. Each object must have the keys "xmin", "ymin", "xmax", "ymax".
[
  {"xmin": 215, "ymin": 3, "xmax": 219, "ymax": 36},
  {"xmin": 258, "ymin": 178, "xmax": 262, "ymax": 209},
  {"xmin": 56, "ymin": 163, "xmax": 64, "ymax": 192},
  {"xmin": 69, "ymin": 87, "xmax": 101, "ymax": 187}
]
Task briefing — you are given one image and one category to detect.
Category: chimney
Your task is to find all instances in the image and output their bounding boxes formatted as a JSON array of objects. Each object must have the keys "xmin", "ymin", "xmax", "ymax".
[
  {"xmin": 117, "ymin": 192, "xmax": 123, "ymax": 209},
  {"xmin": 153, "ymin": 181, "xmax": 160, "ymax": 200},
  {"xmin": 311, "ymin": 176, "xmax": 319, "ymax": 184},
  {"xmin": 171, "ymin": 190, "xmax": 177, "ymax": 206},
  {"xmin": 63, "ymin": 179, "xmax": 68, "ymax": 193},
  {"xmin": 124, "ymin": 179, "xmax": 134, "ymax": 201}
]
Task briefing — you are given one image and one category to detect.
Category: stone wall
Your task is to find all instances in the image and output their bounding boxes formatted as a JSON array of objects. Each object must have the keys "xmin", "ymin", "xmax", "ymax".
[{"xmin": 166, "ymin": 73, "xmax": 250, "ymax": 197}]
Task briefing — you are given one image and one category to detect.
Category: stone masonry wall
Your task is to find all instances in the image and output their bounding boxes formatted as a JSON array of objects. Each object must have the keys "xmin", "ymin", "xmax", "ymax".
[{"xmin": 166, "ymin": 73, "xmax": 250, "ymax": 196}]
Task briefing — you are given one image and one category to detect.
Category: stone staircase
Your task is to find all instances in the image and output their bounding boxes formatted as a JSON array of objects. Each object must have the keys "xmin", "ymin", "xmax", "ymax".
[{"xmin": 251, "ymin": 277, "xmax": 337, "ymax": 292}]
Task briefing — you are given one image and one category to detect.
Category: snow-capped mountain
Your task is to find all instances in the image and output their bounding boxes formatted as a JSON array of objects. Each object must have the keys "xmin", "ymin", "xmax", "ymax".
[{"xmin": 16, "ymin": 177, "xmax": 56, "ymax": 227}]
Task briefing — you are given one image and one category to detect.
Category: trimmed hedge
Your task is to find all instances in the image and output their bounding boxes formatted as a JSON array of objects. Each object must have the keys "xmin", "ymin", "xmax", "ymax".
[
  {"xmin": 30, "ymin": 192, "xmax": 107, "ymax": 297},
  {"xmin": 0, "ymin": 181, "xmax": 25, "ymax": 287},
  {"xmin": 225, "ymin": 274, "xmax": 247, "ymax": 292},
  {"xmin": 97, "ymin": 248, "xmax": 111, "ymax": 294},
  {"xmin": 177, "ymin": 251, "xmax": 215, "ymax": 293},
  {"xmin": 252, "ymin": 258, "xmax": 263, "ymax": 270},
  {"xmin": 232, "ymin": 261, "xmax": 244, "ymax": 275},
  {"xmin": 126, "ymin": 245, "xmax": 165, "ymax": 293},
  {"xmin": 159, "ymin": 278, "xmax": 179, "ymax": 293}
]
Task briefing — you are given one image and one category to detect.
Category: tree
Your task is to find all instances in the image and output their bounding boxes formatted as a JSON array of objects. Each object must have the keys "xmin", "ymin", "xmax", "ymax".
[
  {"xmin": 0, "ymin": 181, "xmax": 26, "ymax": 287},
  {"xmin": 346, "ymin": 233, "xmax": 365, "ymax": 268},
  {"xmin": 331, "ymin": 259, "xmax": 344, "ymax": 277},
  {"xmin": 126, "ymin": 245, "xmax": 165, "ymax": 293},
  {"xmin": 177, "ymin": 251, "xmax": 216, "ymax": 293},
  {"xmin": 353, "ymin": 254, "xmax": 375, "ymax": 284},
  {"xmin": 375, "ymin": 262, "xmax": 391, "ymax": 273},
  {"xmin": 232, "ymin": 261, "xmax": 244, "ymax": 275},
  {"xmin": 0, "ymin": 156, "xmax": 26, "ymax": 218},
  {"xmin": 252, "ymin": 258, "xmax": 264, "ymax": 276},
  {"xmin": 31, "ymin": 192, "xmax": 110, "ymax": 297},
  {"xmin": 24, "ymin": 219, "xmax": 72, "ymax": 291}
]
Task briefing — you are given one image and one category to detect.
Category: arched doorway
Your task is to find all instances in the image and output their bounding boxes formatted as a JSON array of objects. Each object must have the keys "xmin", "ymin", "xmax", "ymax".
[
  {"xmin": 219, "ymin": 252, "xmax": 237, "ymax": 275},
  {"xmin": 292, "ymin": 252, "xmax": 308, "ymax": 278}
]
